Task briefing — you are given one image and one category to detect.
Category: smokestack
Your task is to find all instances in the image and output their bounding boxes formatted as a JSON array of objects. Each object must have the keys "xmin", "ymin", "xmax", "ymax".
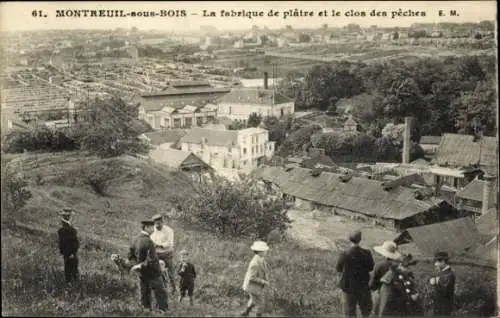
[
  {"xmin": 264, "ymin": 72, "xmax": 269, "ymax": 90},
  {"xmin": 482, "ymin": 175, "xmax": 494, "ymax": 214},
  {"xmin": 402, "ymin": 116, "xmax": 412, "ymax": 164}
]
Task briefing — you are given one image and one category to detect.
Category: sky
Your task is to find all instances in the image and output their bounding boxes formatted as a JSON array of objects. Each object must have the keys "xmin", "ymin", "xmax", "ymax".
[{"xmin": 0, "ymin": 1, "xmax": 497, "ymax": 32}]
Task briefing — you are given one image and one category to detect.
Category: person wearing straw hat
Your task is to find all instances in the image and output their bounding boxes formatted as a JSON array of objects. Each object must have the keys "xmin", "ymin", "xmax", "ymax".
[
  {"xmin": 429, "ymin": 251, "xmax": 455, "ymax": 316},
  {"xmin": 336, "ymin": 230, "xmax": 375, "ymax": 318},
  {"xmin": 128, "ymin": 219, "xmax": 169, "ymax": 312},
  {"xmin": 371, "ymin": 241, "xmax": 402, "ymax": 315},
  {"xmin": 150, "ymin": 213, "xmax": 177, "ymax": 294},
  {"xmin": 57, "ymin": 208, "xmax": 80, "ymax": 284},
  {"xmin": 240, "ymin": 241, "xmax": 270, "ymax": 317}
]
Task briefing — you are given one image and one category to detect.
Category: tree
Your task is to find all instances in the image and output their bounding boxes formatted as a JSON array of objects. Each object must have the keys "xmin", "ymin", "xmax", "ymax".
[
  {"xmin": 76, "ymin": 97, "xmax": 150, "ymax": 158},
  {"xmin": 1, "ymin": 172, "xmax": 32, "ymax": 217},
  {"xmin": 301, "ymin": 63, "xmax": 364, "ymax": 110},
  {"xmin": 247, "ymin": 113, "xmax": 263, "ymax": 128},
  {"xmin": 298, "ymin": 33, "xmax": 311, "ymax": 43},
  {"xmin": 174, "ymin": 174, "xmax": 291, "ymax": 239}
]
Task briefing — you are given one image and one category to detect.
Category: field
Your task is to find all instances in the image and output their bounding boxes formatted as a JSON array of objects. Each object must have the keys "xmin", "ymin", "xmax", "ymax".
[
  {"xmin": 1, "ymin": 151, "xmax": 497, "ymax": 316},
  {"xmin": 206, "ymin": 43, "xmax": 496, "ymax": 78}
]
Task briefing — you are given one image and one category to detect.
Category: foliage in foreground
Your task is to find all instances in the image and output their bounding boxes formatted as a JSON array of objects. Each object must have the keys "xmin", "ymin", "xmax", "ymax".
[{"xmin": 173, "ymin": 174, "xmax": 292, "ymax": 239}]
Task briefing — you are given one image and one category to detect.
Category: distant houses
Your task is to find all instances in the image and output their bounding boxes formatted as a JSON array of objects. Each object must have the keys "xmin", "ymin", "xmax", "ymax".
[{"xmin": 139, "ymin": 129, "xmax": 188, "ymax": 149}]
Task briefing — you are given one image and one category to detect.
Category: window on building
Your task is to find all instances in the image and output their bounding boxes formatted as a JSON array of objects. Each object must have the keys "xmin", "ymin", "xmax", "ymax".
[
  {"xmin": 243, "ymin": 148, "xmax": 247, "ymax": 155},
  {"xmin": 196, "ymin": 117, "xmax": 203, "ymax": 126},
  {"xmin": 252, "ymin": 147, "xmax": 254, "ymax": 155},
  {"xmin": 229, "ymin": 106, "xmax": 232, "ymax": 114},
  {"xmin": 173, "ymin": 118, "xmax": 181, "ymax": 128},
  {"xmin": 269, "ymin": 144, "xmax": 272, "ymax": 151},
  {"xmin": 185, "ymin": 117, "xmax": 192, "ymax": 128},
  {"xmin": 232, "ymin": 161, "xmax": 236, "ymax": 169}
]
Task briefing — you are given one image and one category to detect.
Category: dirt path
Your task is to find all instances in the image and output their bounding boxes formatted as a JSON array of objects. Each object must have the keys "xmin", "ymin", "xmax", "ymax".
[{"xmin": 286, "ymin": 209, "xmax": 398, "ymax": 251}]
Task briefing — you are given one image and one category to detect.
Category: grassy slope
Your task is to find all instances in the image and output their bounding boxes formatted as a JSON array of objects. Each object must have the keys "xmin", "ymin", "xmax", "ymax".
[
  {"xmin": 1, "ymin": 152, "xmax": 341, "ymax": 317},
  {"xmin": 1, "ymin": 151, "xmax": 497, "ymax": 317}
]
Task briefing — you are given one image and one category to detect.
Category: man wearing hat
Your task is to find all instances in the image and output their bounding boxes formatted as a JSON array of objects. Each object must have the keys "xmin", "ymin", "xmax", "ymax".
[
  {"xmin": 429, "ymin": 251, "xmax": 455, "ymax": 316},
  {"xmin": 336, "ymin": 230, "xmax": 375, "ymax": 318},
  {"xmin": 241, "ymin": 241, "xmax": 270, "ymax": 317},
  {"xmin": 128, "ymin": 219, "xmax": 169, "ymax": 312},
  {"xmin": 57, "ymin": 208, "xmax": 80, "ymax": 284},
  {"xmin": 150, "ymin": 213, "xmax": 176, "ymax": 294}
]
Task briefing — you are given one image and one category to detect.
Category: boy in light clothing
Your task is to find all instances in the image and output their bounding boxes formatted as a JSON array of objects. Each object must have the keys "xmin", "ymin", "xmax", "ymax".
[
  {"xmin": 150, "ymin": 214, "xmax": 177, "ymax": 294},
  {"xmin": 240, "ymin": 241, "xmax": 270, "ymax": 317}
]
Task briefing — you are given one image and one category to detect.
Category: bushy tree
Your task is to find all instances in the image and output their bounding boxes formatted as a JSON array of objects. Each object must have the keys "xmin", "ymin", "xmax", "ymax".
[
  {"xmin": 174, "ymin": 175, "xmax": 291, "ymax": 239},
  {"xmin": 1, "ymin": 172, "xmax": 32, "ymax": 217},
  {"xmin": 247, "ymin": 112, "xmax": 263, "ymax": 128}
]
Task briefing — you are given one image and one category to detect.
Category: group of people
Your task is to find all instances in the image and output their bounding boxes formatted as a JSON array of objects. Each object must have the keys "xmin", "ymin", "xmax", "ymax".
[
  {"xmin": 336, "ymin": 230, "xmax": 456, "ymax": 317},
  {"xmin": 56, "ymin": 208, "xmax": 269, "ymax": 315},
  {"xmin": 56, "ymin": 209, "xmax": 454, "ymax": 317}
]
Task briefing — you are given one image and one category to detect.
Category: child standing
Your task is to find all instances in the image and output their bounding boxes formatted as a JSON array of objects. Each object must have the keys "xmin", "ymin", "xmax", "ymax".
[
  {"xmin": 240, "ymin": 241, "xmax": 270, "ymax": 317},
  {"xmin": 177, "ymin": 249, "xmax": 196, "ymax": 306}
]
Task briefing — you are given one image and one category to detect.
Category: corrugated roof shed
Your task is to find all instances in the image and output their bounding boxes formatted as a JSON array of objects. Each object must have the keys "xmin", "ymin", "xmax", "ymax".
[
  {"xmin": 433, "ymin": 133, "xmax": 498, "ymax": 168},
  {"xmin": 253, "ymin": 166, "xmax": 442, "ymax": 220},
  {"xmin": 179, "ymin": 127, "xmax": 238, "ymax": 147},
  {"xmin": 149, "ymin": 148, "xmax": 210, "ymax": 170},
  {"xmin": 142, "ymin": 86, "xmax": 230, "ymax": 97},
  {"xmin": 475, "ymin": 208, "xmax": 498, "ymax": 237},
  {"xmin": 218, "ymin": 88, "xmax": 293, "ymax": 105},
  {"xmin": 397, "ymin": 217, "xmax": 483, "ymax": 256},
  {"xmin": 455, "ymin": 179, "xmax": 498, "ymax": 204}
]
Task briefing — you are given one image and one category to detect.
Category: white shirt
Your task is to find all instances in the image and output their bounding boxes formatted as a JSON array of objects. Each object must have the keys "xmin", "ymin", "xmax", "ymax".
[{"xmin": 150, "ymin": 225, "xmax": 174, "ymax": 253}]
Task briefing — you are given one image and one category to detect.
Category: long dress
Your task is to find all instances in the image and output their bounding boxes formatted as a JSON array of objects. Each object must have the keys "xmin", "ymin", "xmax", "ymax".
[{"xmin": 377, "ymin": 266, "xmax": 423, "ymax": 317}]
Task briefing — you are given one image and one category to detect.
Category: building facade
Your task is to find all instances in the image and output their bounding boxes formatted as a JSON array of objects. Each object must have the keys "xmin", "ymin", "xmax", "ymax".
[
  {"xmin": 179, "ymin": 127, "xmax": 275, "ymax": 171},
  {"xmin": 140, "ymin": 104, "xmax": 217, "ymax": 129},
  {"xmin": 216, "ymin": 79, "xmax": 294, "ymax": 123}
]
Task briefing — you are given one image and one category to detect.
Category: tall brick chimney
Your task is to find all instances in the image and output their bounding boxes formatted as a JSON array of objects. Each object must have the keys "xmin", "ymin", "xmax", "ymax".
[
  {"xmin": 482, "ymin": 174, "xmax": 495, "ymax": 214},
  {"xmin": 402, "ymin": 116, "xmax": 412, "ymax": 164},
  {"xmin": 264, "ymin": 72, "xmax": 269, "ymax": 90}
]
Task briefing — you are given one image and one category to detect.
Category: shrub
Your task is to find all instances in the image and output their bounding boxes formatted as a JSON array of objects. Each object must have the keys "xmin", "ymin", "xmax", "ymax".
[
  {"xmin": 174, "ymin": 175, "xmax": 291, "ymax": 239},
  {"xmin": 1, "ymin": 172, "xmax": 32, "ymax": 215},
  {"xmin": 82, "ymin": 160, "xmax": 125, "ymax": 196}
]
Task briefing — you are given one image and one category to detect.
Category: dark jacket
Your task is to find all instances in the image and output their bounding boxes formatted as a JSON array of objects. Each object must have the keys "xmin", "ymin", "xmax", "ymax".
[
  {"xmin": 370, "ymin": 259, "xmax": 394, "ymax": 291},
  {"xmin": 433, "ymin": 266, "xmax": 455, "ymax": 315},
  {"xmin": 177, "ymin": 261, "xmax": 196, "ymax": 285},
  {"xmin": 128, "ymin": 232, "xmax": 162, "ymax": 278},
  {"xmin": 336, "ymin": 245, "xmax": 375, "ymax": 293},
  {"xmin": 378, "ymin": 266, "xmax": 423, "ymax": 317},
  {"xmin": 57, "ymin": 223, "xmax": 79, "ymax": 257}
]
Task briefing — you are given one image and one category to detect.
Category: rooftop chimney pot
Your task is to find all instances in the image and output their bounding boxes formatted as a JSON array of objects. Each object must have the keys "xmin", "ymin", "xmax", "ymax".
[{"xmin": 264, "ymin": 72, "xmax": 269, "ymax": 90}]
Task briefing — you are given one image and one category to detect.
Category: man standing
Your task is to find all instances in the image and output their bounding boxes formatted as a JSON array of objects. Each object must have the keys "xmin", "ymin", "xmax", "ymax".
[
  {"xmin": 57, "ymin": 208, "xmax": 80, "ymax": 284},
  {"xmin": 429, "ymin": 251, "xmax": 456, "ymax": 316},
  {"xmin": 336, "ymin": 230, "xmax": 375, "ymax": 318},
  {"xmin": 129, "ymin": 220, "xmax": 169, "ymax": 312},
  {"xmin": 150, "ymin": 214, "xmax": 176, "ymax": 294}
]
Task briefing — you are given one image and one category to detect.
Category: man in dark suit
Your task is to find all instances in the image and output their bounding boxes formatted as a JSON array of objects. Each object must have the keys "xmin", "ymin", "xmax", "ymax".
[
  {"xmin": 128, "ymin": 220, "xmax": 169, "ymax": 312},
  {"xmin": 336, "ymin": 230, "xmax": 375, "ymax": 318},
  {"xmin": 429, "ymin": 251, "xmax": 456, "ymax": 316},
  {"xmin": 57, "ymin": 208, "xmax": 80, "ymax": 284}
]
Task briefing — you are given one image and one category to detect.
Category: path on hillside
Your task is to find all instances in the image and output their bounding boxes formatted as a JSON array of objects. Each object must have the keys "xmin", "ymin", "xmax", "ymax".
[{"xmin": 286, "ymin": 209, "xmax": 398, "ymax": 251}]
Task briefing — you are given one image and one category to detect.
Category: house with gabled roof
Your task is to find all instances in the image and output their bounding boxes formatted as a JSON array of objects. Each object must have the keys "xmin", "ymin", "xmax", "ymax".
[
  {"xmin": 179, "ymin": 127, "xmax": 275, "ymax": 171},
  {"xmin": 149, "ymin": 148, "xmax": 213, "ymax": 174},
  {"xmin": 140, "ymin": 103, "xmax": 217, "ymax": 130},
  {"xmin": 216, "ymin": 76, "xmax": 294, "ymax": 123}
]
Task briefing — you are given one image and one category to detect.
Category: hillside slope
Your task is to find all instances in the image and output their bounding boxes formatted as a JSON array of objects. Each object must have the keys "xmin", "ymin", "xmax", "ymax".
[
  {"xmin": 1, "ymin": 152, "xmax": 342, "ymax": 317},
  {"xmin": 1, "ymin": 151, "xmax": 497, "ymax": 317}
]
